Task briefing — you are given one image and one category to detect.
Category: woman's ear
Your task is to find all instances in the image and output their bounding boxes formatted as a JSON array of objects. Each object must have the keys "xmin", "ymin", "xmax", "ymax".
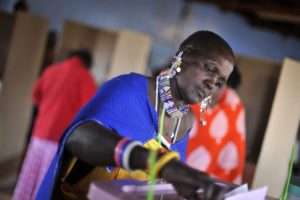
[{"xmin": 168, "ymin": 51, "xmax": 183, "ymax": 78}]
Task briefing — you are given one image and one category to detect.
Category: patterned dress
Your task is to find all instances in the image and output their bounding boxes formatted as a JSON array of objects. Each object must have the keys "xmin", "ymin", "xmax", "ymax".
[{"xmin": 186, "ymin": 87, "xmax": 246, "ymax": 184}]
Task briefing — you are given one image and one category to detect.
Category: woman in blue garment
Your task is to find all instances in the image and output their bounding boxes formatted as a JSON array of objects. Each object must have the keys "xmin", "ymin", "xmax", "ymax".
[{"xmin": 36, "ymin": 30, "xmax": 234, "ymax": 200}]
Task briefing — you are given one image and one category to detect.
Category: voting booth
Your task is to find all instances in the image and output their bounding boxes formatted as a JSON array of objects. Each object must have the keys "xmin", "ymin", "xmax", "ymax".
[
  {"xmin": 58, "ymin": 20, "xmax": 152, "ymax": 85},
  {"xmin": 0, "ymin": 12, "xmax": 48, "ymax": 175}
]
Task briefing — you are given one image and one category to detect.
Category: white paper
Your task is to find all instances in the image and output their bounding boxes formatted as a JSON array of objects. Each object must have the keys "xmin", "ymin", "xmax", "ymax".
[
  {"xmin": 224, "ymin": 184, "xmax": 248, "ymax": 198},
  {"xmin": 225, "ymin": 186, "xmax": 268, "ymax": 200}
]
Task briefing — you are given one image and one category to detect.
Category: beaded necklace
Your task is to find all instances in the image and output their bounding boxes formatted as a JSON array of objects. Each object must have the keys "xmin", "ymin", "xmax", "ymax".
[
  {"xmin": 157, "ymin": 69, "xmax": 189, "ymax": 118},
  {"xmin": 155, "ymin": 69, "xmax": 189, "ymax": 146}
]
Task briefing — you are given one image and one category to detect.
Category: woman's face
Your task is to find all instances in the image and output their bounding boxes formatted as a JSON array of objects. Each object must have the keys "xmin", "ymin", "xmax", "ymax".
[{"xmin": 176, "ymin": 54, "xmax": 234, "ymax": 105}]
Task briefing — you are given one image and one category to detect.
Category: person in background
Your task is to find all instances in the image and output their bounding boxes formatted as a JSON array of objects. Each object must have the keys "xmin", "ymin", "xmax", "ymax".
[
  {"xmin": 36, "ymin": 30, "xmax": 235, "ymax": 200},
  {"xmin": 186, "ymin": 66, "xmax": 246, "ymax": 184},
  {"xmin": 13, "ymin": 49, "xmax": 97, "ymax": 200}
]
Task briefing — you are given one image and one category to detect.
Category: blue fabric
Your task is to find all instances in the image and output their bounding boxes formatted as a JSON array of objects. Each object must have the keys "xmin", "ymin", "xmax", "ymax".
[{"xmin": 36, "ymin": 73, "xmax": 189, "ymax": 200}]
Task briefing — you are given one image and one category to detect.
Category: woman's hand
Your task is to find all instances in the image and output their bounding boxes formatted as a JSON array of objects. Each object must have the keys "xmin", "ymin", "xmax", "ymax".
[{"xmin": 160, "ymin": 159, "xmax": 226, "ymax": 200}]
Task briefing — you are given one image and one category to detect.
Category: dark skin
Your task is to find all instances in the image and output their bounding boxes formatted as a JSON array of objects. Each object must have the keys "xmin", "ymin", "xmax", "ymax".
[{"xmin": 66, "ymin": 50, "xmax": 234, "ymax": 200}]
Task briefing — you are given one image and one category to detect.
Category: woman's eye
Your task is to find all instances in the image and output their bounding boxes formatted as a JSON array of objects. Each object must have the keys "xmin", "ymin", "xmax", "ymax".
[
  {"xmin": 216, "ymin": 80, "xmax": 224, "ymax": 88},
  {"xmin": 204, "ymin": 64, "xmax": 215, "ymax": 73}
]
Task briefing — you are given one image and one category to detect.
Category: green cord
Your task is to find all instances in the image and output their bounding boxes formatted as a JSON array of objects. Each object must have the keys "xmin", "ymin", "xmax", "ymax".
[
  {"xmin": 147, "ymin": 105, "xmax": 166, "ymax": 200},
  {"xmin": 158, "ymin": 105, "xmax": 166, "ymax": 146},
  {"xmin": 147, "ymin": 149, "xmax": 157, "ymax": 200},
  {"xmin": 279, "ymin": 144, "xmax": 295, "ymax": 200}
]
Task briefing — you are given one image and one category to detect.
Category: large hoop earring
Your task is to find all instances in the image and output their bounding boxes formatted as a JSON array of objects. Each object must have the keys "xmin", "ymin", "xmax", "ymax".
[
  {"xmin": 199, "ymin": 95, "xmax": 212, "ymax": 126},
  {"xmin": 168, "ymin": 51, "xmax": 183, "ymax": 78}
]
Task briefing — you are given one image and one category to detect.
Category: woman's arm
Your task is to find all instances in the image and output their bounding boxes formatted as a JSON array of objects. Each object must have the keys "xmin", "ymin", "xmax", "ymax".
[
  {"xmin": 66, "ymin": 121, "xmax": 149, "ymax": 169},
  {"xmin": 66, "ymin": 121, "xmax": 225, "ymax": 200}
]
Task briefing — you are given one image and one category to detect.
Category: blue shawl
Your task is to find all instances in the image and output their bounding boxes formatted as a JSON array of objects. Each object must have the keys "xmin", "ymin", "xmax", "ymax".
[{"xmin": 36, "ymin": 73, "xmax": 188, "ymax": 199}]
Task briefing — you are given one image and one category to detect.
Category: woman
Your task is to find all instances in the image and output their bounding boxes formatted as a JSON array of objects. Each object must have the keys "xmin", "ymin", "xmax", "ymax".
[{"xmin": 36, "ymin": 30, "xmax": 234, "ymax": 200}]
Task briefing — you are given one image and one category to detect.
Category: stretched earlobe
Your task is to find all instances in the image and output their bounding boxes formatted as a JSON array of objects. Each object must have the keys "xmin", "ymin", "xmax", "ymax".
[{"xmin": 168, "ymin": 51, "xmax": 183, "ymax": 78}]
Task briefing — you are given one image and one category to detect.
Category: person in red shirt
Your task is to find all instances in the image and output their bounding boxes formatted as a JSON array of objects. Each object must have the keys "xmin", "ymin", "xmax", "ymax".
[
  {"xmin": 186, "ymin": 67, "xmax": 246, "ymax": 184},
  {"xmin": 13, "ymin": 49, "xmax": 97, "ymax": 200}
]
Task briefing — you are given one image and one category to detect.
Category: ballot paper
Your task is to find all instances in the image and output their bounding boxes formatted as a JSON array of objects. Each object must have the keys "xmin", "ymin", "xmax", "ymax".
[
  {"xmin": 224, "ymin": 184, "xmax": 249, "ymax": 197},
  {"xmin": 225, "ymin": 186, "xmax": 268, "ymax": 200}
]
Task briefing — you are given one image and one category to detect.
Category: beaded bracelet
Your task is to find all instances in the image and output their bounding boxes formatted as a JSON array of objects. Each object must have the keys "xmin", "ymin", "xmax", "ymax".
[
  {"xmin": 114, "ymin": 138, "xmax": 143, "ymax": 171},
  {"xmin": 114, "ymin": 138, "xmax": 131, "ymax": 167},
  {"xmin": 153, "ymin": 151, "xmax": 180, "ymax": 177},
  {"xmin": 122, "ymin": 141, "xmax": 143, "ymax": 171}
]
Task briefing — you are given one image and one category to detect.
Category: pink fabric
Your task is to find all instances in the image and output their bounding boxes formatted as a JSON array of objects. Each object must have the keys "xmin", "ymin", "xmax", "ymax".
[{"xmin": 13, "ymin": 136, "xmax": 58, "ymax": 200}]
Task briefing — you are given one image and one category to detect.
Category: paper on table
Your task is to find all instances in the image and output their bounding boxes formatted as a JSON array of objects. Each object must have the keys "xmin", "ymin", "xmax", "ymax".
[
  {"xmin": 225, "ymin": 186, "xmax": 268, "ymax": 200},
  {"xmin": 224, "ymin": 184, "xmax": 248, "ymax": 198}
]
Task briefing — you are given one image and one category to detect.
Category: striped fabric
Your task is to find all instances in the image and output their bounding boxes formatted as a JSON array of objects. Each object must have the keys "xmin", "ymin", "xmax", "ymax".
[{"xmin": 13, "ymin": 136, "xmax": 57, "ymax": 200}]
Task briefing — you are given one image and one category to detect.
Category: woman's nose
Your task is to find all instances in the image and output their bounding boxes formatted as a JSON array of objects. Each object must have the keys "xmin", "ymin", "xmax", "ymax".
[{"xmin": 205, "ymin": 76, "xmax": 218, "ymax": 91}]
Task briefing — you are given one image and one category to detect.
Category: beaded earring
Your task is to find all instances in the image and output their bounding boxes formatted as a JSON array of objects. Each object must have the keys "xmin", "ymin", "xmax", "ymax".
[
  {"xmin": 168, "ymin": 51, "xmax": 183, "ymax": 79},
  {"xmin": 199, "ymin": 95, "xmax": 212, "ymax": 126}
]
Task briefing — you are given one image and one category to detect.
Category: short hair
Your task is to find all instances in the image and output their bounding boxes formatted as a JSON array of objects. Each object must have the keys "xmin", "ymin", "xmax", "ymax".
[
  {"xmin": 68, "ymin": 49, "xmax": 92, "ymax": 68},
  {"xmin": 179, "ymin": 30, "xmax": 234, "ymax": 63}
]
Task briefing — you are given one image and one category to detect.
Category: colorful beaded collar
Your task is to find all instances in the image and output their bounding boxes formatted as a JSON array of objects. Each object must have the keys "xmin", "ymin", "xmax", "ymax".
[{"xmin": 157, "ymin": 69, "xmax": 189, "ymax": 119}]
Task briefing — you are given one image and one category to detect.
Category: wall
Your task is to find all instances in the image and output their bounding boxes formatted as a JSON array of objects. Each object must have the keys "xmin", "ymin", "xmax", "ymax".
[
  {"xmin": 0, "ymin": 12, "xmax": 15, "ymax": 80},
  {"xmin": 1, "ymin": 0, "xmax": 300, "ymax": 70}
]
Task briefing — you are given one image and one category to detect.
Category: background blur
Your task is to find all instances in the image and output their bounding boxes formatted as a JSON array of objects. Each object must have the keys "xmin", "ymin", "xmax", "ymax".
[
  {"xmin": 0, "ymin": 0, "xmax": 299, "ymax": 199},
  {"xmin": 1, "ymin": 0, "xmax": 300, "ymax": 68}
]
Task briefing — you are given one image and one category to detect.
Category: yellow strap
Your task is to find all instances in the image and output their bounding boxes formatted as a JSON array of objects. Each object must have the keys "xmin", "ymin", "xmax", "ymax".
[
  {"xmin": 154, "ymin": 152, "xmax": 180, "ymax": 177},
  {"xmin": 144, "ymin": 139, "xmax": 162, "ymax": 151}
]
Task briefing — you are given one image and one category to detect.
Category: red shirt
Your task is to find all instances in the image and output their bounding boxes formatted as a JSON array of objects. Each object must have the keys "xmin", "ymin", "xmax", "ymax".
[
  {"xmin": 32, "ymin": 57, "xmax": 97, "ymax": 141},
  {"xmin": 186, "ymin": 88, "xmax": 246, "ymax": 184}
]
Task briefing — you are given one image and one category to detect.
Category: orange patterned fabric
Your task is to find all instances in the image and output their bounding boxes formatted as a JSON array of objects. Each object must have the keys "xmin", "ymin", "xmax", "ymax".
[{"xmin": 186, "ymin": 88, "xmax": 246, "ymax": 184}]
